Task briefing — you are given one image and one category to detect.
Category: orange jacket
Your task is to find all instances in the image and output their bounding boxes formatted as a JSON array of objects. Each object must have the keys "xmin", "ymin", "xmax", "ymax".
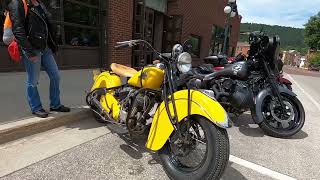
[{"xmin": 3, "ymin": 0, "xmax": 28, "ymax": 45}]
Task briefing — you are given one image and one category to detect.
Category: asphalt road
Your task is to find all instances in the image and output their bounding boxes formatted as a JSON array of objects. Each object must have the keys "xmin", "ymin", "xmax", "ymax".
[
  {"xmin": 0, "ymin": 69, "xmax": 93, "ymax": 124},
  {"xmin": 0, "ymin": 73, "xmax": 320, "ymax": 180}
]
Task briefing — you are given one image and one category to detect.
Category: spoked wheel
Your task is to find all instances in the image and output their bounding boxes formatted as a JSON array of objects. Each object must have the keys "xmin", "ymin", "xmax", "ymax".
[
  {"xmin": 259, "ymin": 94, "xmax": 305, "ymax": 138},
  {"xmin": 159, "ymin": 116, "xmax": 229, "ymax": 180}
]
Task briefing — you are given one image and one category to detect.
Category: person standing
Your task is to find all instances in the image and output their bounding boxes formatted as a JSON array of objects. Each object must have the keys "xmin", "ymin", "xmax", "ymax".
[{"xmin": 7, "ymin": 0, "xmax": 70, "ymax": 118}]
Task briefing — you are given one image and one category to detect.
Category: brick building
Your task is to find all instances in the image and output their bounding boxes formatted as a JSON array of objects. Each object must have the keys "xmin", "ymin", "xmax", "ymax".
[{"xmin": 0, "ymin": 0, "xmax": 241, "ymax": 72}]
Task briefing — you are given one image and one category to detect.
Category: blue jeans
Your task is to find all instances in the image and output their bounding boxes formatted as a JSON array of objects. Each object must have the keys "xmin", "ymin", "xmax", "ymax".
[{"xmin": 22, "ymin": 48, "xmax": 61, "ymax": 112}]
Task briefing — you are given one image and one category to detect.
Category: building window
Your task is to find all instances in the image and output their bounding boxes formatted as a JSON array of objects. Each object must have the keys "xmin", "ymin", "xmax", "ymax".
[
  {"xmin": 162, "ymin": 15, "xmax": 182, "ymax": 53},
  {"xmin": 188, "ymin": 35, "xmax": 201, "ymax": 58},
  {"xmin": 40, "ymin": 0, "xmax": 100, "ymax": 47},
  {"xmin": 1, "ymin": 0, "xmax": 101, "ymax": 47},
  {"xmin": 63, "ymin": 1, "xmax": 98, "ymax": 26},
  {"xmin": 64, "ymin": 26, "xmax": 99, "ymax": 46},
  {"xmin": 209, "ymin": 25, "xmax": 225, "ymax": 55}
]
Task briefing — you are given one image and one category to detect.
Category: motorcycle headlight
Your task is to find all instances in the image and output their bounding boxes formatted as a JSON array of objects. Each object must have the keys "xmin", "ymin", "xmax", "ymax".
[
  {"xmin": 172, "ymin": 44, "xmax": 184, "ymax": 58},
  {"xmin": 177, "ymin": 52, "xmax": 192, "ymax": 73}
]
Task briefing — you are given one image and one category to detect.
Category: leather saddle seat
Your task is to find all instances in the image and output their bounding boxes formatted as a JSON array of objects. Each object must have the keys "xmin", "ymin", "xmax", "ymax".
[{"xmin": 110, "ymin": 63, "xmax": 138, "ymax": 77}]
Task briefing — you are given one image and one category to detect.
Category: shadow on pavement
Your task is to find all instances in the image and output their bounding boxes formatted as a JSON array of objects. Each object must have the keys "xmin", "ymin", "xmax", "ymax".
[
  {"xmin": 222, "ymin": 162, "xmax": 248, "ymax": 180},
  {"xmin": 104, "ymin": 123, "xmax": 161, "ymax": 165},
  {"xmin": 63, "ymin": 109, "xmax": 107, "ymax": 131},
  {"xmin": 232, "ymin": 114, "xmax": 265, "ymax": 137},
  {"xmin": 232, "ymin": 113, "xmax": 308, "ymax": 139},
  {"xmin": 65, "ymin": 119, "xmax": 105, "ymax": 130},
  {"xmin": 118, "ymin": 131, "xmax": 249, "ymax": 179},
  {"xmin": 285, "ymin": 129, "xmax": 308, "ymax": 139},
  {"xmin": 65, "ymin": 114, "xmax": 162, "ymax": 165},
  {"xmin": 119, "ymin": 134, "xmax": 161, "ymax": 165}
]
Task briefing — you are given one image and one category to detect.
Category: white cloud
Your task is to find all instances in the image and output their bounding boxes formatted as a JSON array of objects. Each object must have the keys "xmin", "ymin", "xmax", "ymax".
[{"xmin": 237, "ymin": 0, "xmax": 320, "ymax": 28}]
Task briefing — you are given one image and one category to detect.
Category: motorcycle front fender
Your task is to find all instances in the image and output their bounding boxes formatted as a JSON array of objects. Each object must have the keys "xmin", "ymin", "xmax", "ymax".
[
  {"xmin": 278, "ymin": 77, "xmax": 292, "ymax": 85},
  {"xmin": 146, "ymin": 90, "xmax": 230, "ymax": 151},
  {"xmin": 253, "ymin": 85, "xmax": 297, "ymax": 124}
]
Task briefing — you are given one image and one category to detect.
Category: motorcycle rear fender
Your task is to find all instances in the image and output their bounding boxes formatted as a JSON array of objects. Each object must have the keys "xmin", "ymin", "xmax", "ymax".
[
  {"xmin": 91, "ymin": 71, "xmax": 122, "ymax": 92},
  {"xmin": 146, "ymin": 90, "xmax": 230, "ymax": 151},
  {"xmin": 253, "ymin": 85, "xmax": 296, "ymax": 124},
  {"xmin": 91, "ymin": 71, "xmax": 122, "ymax": 120}
]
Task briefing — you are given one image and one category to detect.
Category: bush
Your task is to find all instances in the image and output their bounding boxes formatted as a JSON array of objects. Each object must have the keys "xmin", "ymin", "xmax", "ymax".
[{"xmin": 309, "ymin": 52, "xmax": 320, "ymax": 67}]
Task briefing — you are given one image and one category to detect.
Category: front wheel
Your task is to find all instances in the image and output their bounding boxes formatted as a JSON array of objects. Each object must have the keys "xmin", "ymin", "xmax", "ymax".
[
  {"xmin": 259, "ymin": 94, "xmax": 305, "ymax": 138},
  {"xmin": 158, "ymin": 116, "xmax": 229, "ymax": 180}
]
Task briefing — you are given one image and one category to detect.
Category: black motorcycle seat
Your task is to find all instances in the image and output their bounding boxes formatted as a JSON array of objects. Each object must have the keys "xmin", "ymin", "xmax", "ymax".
[
  {"xmin": 197, "ymin": 64, "xmax": 214, "ymax": 74},
  {"xmin": 204, "ymin": 55, "xmax": 228, "ymax": 65}
]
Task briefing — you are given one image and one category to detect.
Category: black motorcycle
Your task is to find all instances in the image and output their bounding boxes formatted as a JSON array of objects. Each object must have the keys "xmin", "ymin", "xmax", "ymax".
[{"xmin": 182, "ymin": 32, "xmax": 305, "ymax": 138}]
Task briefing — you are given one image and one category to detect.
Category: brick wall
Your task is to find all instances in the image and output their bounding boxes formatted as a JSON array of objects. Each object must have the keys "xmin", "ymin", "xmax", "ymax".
[
  {"xmin": 168, "ymin": 0, "xmax": 241, "ymax": 61},
  {"xmin": 106, "ymin": 0, "xmax": 134, "ymax": 67},
  {"xmin": 106, "ymin": 0, "xmax": 241, "ymax": 67}
]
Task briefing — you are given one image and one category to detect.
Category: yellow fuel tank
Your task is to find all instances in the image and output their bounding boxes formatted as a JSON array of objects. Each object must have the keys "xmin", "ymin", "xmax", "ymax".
[{"xmin": 128, "ymin": 66, "xmax": 164, "ymax": 89}]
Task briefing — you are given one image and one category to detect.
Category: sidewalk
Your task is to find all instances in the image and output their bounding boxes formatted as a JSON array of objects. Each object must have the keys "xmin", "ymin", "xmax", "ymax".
[{"xmin": 0, "ymin": 69, "xmax": 94, "ymax": 124}]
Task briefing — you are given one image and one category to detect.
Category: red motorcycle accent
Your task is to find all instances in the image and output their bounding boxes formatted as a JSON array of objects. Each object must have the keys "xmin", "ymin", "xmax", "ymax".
[
  {"xmin": 213, "ymin": 66, "xmax": 225, "ymax": 71},
  {"xmin": 277, "ymin": 75, "xmax": 292, "ymax": 85}
]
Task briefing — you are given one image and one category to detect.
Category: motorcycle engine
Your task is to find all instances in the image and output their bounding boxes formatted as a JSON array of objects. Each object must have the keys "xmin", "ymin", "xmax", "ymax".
[
  {"xmin": 230, "ymin": 81, "xmax": 251, "ymax": 109},
  {"xmin": 214, "ymin": 78, "xmax": 251, "ymax": 110},
  {"xmin": 116, "ymin": 87, "xmax": 134, "ymax": 102},
  {"xmin": 125, "ymin": 91, "xmax": 157, "ymax": 135}
]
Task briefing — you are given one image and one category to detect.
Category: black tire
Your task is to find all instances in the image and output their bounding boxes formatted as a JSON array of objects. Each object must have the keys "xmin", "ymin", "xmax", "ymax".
[
  {"xmin": 91, "ymin": 108, "xmax": 107, "ymax": 123},
  {"xmin": 86, "ymin": 93, "xmax": 107, "ymax": 124},
  {"xmin": 259, "ymin": 94, "xmax": 305, "ymax": 138},
  {"xmin": 158, "ymin": 116, "xmax": 230, "ymax": 180}
]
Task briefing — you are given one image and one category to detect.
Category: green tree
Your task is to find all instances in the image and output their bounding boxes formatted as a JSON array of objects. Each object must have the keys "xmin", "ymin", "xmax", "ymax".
[
  {"xmin": 305, "ymin": 12, "xmax": 320, "ymax": 50},
  {"xmin": 240, "ymin": 23, "xmax": 307, "ymax": 55},
  {"xmin": 309, "ymin": 52, "xmax": 320, "ymax": 67}
]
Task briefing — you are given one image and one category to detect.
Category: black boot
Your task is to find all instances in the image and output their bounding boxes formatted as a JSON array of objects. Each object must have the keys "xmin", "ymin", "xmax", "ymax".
[
  {"xmin": 32, "ymin": 109, "xmax": 49, "ymax": 118},
  {"xmin": 50, "ymin": 105, "xmax": 71, "ymax": 112}
]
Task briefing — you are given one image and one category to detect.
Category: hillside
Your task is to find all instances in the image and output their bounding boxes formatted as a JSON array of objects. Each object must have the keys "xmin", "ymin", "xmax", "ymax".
[{"xmin": 240, "ymin": 23, "xmax": 308, "ymax": 54}]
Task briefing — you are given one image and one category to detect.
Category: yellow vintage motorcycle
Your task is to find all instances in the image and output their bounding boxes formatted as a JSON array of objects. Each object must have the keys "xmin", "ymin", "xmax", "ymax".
[{"xmin": 86, "ymin": 40, "xmax": 231, "ymax": 180}]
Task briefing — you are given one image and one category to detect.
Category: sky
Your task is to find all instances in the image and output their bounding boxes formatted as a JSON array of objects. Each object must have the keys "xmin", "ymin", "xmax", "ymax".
[{"xmin": 237, "ymin": 0, "xmax": 320, "ymax": 28}]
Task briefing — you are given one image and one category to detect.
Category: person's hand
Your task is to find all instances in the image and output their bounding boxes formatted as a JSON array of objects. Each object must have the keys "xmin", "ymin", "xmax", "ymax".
[{"xmin": 29, "ymin": 55, "xmax": 39, "ymax": 62}]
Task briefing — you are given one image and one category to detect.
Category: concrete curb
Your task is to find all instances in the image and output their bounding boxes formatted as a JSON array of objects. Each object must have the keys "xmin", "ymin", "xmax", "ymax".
[{"xmin": 0, "ymin": 108, "xmax": 92, "ymax": 145}]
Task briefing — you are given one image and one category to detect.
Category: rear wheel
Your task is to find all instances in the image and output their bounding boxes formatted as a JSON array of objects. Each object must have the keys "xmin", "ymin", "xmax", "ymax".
[
  {"xmin": 91, "ymin": 107, "xmax": 106, "ymax": 123},
  {"xmin": 86, "ymin": 92, "xmax": 106, "ymax": 123},
  {"xmin": 158, "ymin": 116, "xmax": 229, "ymax": 180},
  {"xmin": 259, "ymin": 94, "xmax": 305, "ymax": 138}
]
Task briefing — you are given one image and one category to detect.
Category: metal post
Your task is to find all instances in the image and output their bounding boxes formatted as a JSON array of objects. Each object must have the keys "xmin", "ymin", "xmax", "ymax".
[{"xmin": 222, "ymin": 13, "xmax": 231, "ymax": 55}]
